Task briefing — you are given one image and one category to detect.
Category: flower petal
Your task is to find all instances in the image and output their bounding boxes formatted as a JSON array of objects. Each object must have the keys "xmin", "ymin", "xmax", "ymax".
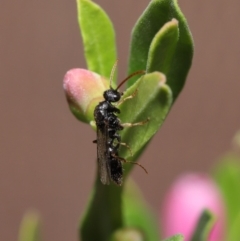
[{"xmin": 63, "ymin": 68, "xmax": 109, "ymax": 123}]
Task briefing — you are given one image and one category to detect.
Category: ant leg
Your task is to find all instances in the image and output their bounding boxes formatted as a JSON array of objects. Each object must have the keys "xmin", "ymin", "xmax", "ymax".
[
  {"xmin": 121, "ymin": 118, "xmax": 150, "ymax": 128},
  {"xmin": 108, "ymin": 136, "xmax": 132, "ymax": 156},
  {"xmin": 93, "ymin": 140, "xmax": 97, "ymax": 144},
  {"xmin": 112, "ymin": 154, "xmax": 148, "ymax": 174},
  {"xmin": 119, "ymin": 142, "xmax": 133, "ymax": 156},
  {"xmin": 116, "ymin": 88, "xmax": 138, "ymax": 106}
]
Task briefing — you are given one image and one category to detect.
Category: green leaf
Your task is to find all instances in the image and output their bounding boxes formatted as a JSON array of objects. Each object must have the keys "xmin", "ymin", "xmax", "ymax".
[
  {"xmin": 123, "ymin": 180, "xmax": 160, "ymax": 241},
  {"xmin": 119, "ymin": 72, "xmax": 172, "ymax": 174},
  {"xmin": 18, "ymin": 210, "xmax": 41, "ymax": 241},
  {"xmin": 163, "ymin": 234, "xmax": 184, "ymax": 241},
  {"xmin": 190, "ymin": 210, "xmax": 215, "ymax": 241},
  {"xmin": 146, "ymin": 19, "xmax": 179, "ymax": 76},
  {"xmin": 128, "ymin": 0, "xmax": 193, "ymax": 102},
  {"xmin": 77, "ymin": 0, "xmax": 117, "ymax": 80},
  {"xmin": 213, "ymin": 154, "xmax": 240, "ymax": 231},
  {"xmin": 228, "ymin": 211, "xmax": 240, "ymax": 241}
]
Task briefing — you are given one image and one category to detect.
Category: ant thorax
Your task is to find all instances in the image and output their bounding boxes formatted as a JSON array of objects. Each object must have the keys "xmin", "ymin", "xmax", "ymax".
[{"xmin": 94, "ymin": 100, "xmax": 120, "ymax": 125}]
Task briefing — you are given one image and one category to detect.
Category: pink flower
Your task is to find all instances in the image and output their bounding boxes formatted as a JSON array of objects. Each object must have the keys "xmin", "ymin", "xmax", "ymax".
[
  {"xmin": 160, "ymin": 173, "xmax": 225, "ymax": 241},
  {"xmin": 63, "ymin": 69, "xmax": 109, "ymax": 123}
]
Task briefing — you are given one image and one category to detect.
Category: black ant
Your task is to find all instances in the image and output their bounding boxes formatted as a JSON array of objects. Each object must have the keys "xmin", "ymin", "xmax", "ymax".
[{"xmin": 93, "ymin": 62, "xmax": 149, "ymax": 186}]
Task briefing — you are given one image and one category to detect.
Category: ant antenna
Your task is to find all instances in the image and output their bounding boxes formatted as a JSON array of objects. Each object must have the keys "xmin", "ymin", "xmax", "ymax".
[
  {"xmin": 116, "ymin": 70, "xmax": 145, "ymax": 90},
  {"xmin": 109, "ymin": 60, "xmax": 118, "ymax": 89}
]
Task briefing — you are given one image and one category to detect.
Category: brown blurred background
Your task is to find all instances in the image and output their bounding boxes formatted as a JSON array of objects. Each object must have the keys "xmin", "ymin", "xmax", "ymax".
[{"xmin": 1, "ymin": 0, "xmax": 240, "ymax": 240}]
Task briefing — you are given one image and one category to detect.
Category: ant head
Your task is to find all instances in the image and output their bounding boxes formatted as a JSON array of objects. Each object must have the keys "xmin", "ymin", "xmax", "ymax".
[{"xmin": 103, "ymin": 88, "xmax": 121, "ymax": 102}]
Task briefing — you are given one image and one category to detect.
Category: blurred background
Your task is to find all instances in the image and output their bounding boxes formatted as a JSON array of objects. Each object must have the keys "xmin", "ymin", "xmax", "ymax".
[{"xmin": 1, "ymin": 0, "xmax": 240, "ymax": 240}]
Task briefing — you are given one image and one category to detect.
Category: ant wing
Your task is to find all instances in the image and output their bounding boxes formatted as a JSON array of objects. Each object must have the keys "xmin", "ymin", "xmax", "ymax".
[{"xmin": 96, "ymin": 125, "xmax": 111, "ymax": 185}]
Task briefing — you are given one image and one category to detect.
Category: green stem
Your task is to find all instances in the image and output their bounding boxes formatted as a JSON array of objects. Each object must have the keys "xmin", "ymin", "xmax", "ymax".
[{"xmin": 80, "ymin": 171, "xmax": 123, "ymax": 241}]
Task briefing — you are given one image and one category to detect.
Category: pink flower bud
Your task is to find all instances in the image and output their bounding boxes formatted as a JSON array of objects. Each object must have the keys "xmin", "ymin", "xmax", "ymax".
[
  {"xmin": 63, "ymin": 69, "xmax": 109, "ymax": 123},
  {"xmin": 160, "ymin": 173, "xmax": 225, "ymax": 241}
]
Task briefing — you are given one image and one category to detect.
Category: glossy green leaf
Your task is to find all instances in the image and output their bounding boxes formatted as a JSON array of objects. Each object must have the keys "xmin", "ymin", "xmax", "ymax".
[
  {"xmin": 77, "ymin": 0, "xmax": 117, "ymax": 80},
  {"xmin": 190, "ymin": 210, "xmax": 214, "ymax": 241},
  {"xmin": 228, "ymin": 211, "xmax": 240, "ymax": 241},
  {"xmin": 163, "ymin": 234, "xmax": 184, "ymax": 241},
  {"xmin": 213, "ymin": 154, "xmax": 240, "ymax": 230},
  {"xmin": 123, "ymin": 180, "xmax": 160, "ymax": 241},
  {"xmin": 18, "ymin": 211, "xmax": 41, "ymax": 241},
  {"xmin": 146, "ymin": 19, "xmax": 179, "ymax": 76},
  {"xmin": 128, "ymin": 0, "xmax": 193, "ymax": 101},
  {"xmin": 119, "ymin": 72, "xmax": 172, "ymax": 174}
]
